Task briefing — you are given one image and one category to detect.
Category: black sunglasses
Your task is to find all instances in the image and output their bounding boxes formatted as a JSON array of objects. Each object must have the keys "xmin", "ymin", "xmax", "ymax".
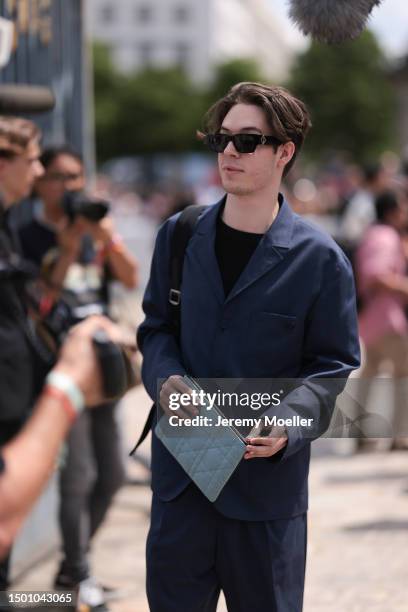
[{"xmin": 203, "ymin": 132, "xmax": 282, "ymax": 154}]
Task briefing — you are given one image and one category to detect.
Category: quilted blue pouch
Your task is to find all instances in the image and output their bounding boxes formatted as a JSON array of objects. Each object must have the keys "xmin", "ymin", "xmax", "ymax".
[{"xmin": 155, "ymin": 376, "xmax": 247, "ymax": 502}]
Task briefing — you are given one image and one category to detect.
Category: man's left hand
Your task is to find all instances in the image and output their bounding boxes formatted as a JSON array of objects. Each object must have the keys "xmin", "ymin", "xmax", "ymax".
[{"xmin": 244, "ymin": 423, "xmax": 288, "ymax": 459}]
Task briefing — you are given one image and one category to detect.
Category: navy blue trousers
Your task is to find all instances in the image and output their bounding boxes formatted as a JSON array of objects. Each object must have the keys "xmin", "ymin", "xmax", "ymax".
[{"xmin": 146, "ymin": 484, "xmax": 307, "ymax": 612}]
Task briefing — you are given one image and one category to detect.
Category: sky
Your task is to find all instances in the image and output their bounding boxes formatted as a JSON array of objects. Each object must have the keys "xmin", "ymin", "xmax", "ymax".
[{"xmin": 270, "ymin": 0, "xmax": 408, "ymax": 57}]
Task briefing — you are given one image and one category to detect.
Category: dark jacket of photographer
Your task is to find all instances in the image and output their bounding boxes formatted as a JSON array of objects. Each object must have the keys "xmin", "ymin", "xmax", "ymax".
[{"xmin": 0, "ymin": 205, "xmax": 42, "ymax": 444}]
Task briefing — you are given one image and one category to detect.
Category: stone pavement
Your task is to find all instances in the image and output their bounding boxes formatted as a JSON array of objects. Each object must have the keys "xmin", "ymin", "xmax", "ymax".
[{"xmin": 12, "ymin": 385, "xmax": 408, "ymax": 612}]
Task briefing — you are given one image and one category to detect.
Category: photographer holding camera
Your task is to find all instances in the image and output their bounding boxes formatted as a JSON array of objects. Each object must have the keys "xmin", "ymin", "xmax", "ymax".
[
  {"xmin": 0, "ymin": 117, "xmax": 134, "ymax": 608},
  {"xmin": 0, "ymin": 116, "xmax": 46, "ymax": 593},
  {"xmin": 0, "ymin": 314, "xmax": 123, "ymax": 559},
  {"xmin": 10, "ymin": 146, "xmax": 139, "ymax": 610}
]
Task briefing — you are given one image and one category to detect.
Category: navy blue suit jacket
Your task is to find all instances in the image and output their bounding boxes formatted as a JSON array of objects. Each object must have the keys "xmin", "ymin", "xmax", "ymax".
[{"xmin": 138, "ymin": 196, "xmax": 361, "ymax": 520}]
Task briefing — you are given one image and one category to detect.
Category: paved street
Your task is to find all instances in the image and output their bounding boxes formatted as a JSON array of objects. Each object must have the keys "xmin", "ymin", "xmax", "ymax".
[{"xmin": 13, "ymin": 384, "xmax": 408, "ymax": 611}]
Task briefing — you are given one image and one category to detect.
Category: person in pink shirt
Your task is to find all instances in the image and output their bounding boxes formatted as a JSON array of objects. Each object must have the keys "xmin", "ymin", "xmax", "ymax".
[{"xmin": 356, "ymin": 189, "xmax": 408, "ymax": 450}]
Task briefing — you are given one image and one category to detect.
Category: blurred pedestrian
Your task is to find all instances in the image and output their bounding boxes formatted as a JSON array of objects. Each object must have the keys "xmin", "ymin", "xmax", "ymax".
[
  {"xmin": 355, "ymin": 189, "xmax": 408, "ymax": 450},
  {"xmin": 340, "ymin": 162, "xmax": 388, "ymax": 248}
]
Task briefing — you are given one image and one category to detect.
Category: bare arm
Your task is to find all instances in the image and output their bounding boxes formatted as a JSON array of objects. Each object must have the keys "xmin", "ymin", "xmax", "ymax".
[
  {"xmin": 82, "ymin": 217, "xmax": 138, "ymax": 289},
  {"xmin": 0, "ymin": 315, "xmax": 122, "ymax": 559},
  {"xmin": 0, "ymin": 394, "xmax": 72, "ymax": 555},
  {"xmin": 104, "ymin": 237, "xmax": 139, "ymax": 289},
  {"xmin": 370, "ymin": 273, "xmax": 408, "ymax": 301}
]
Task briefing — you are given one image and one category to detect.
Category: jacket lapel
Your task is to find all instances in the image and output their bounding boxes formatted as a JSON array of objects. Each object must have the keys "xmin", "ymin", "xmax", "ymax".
[
  {"xmin": 187, "ymin": 199, "xmax": 225, "ymax": 305},
  {"xmin": 225, "ymin": 197, "xmax": 296, "ymax": 304},
  {"xmin": 225, "ymin": 242, "xmax": 285, "ymax": 304},
  {"xmin": 186, "ymin": 195, "xmax": 296, "ymax": 305}
]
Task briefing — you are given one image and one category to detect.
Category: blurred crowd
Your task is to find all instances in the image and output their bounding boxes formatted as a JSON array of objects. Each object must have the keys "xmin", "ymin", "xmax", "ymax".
[
  {"xmin": 2, "ymin": 128, "xmax": 408, "ymax": 611},
  {"xmin": 288, "ymin": 156, "xmax": 408, "ymax": 451},
  {"xmin": 98, "ymin": 150, "xmax": 408, "ymax": 455}
]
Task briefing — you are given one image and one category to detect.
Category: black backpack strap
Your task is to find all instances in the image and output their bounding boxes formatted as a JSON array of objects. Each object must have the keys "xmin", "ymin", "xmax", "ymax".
[
  {"xmin": 130, "ymin": 204, "xmax": 206, "ymax": 454},
  {"xmin": 168, "ymin": 204, "xmax": 206, "ymax": 338},
  {"xmin": 129, "ymin": 403, "xmax": 155, "ymax": 455}
]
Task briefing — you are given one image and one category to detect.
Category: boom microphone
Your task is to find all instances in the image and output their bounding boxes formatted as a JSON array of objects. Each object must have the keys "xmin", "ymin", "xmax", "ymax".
[
  {"xmin": 288, "ymin": 0, "xmax": 383, "ymax": 44},
  {"xmin": 0, "ymin": 84, "xmax": 55, "ymax": 114}
]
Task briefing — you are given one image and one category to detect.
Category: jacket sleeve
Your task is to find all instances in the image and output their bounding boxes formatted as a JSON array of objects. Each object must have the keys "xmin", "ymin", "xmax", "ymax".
[
  {"xmin": 265, "ymin": 252, "xmax": 361, "ymax": 462},
  {"xmin": 137, "ymin": 219, "xmax": 187, "ymax": 403}
]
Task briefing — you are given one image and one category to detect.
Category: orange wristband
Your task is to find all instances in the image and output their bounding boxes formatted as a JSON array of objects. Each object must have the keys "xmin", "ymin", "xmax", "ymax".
[{"xmin": 43, "ymin": 385, "xmax": 78, "ymax": 423}]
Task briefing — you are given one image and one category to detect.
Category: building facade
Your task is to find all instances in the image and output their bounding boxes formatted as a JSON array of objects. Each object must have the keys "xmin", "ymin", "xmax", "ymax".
[
  {"xmin": 86, "ymin": 0, "xmax": 294, "ymax": 83},
  {"xmin": 0, "ymin": 0, "xmax": 93, "ymax": 165}
]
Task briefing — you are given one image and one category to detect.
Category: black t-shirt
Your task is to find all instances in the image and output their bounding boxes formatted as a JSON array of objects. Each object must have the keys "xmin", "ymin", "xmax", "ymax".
[{"xmin": 215, "ymin": 208, "xmax": 263, "ymax": 297}]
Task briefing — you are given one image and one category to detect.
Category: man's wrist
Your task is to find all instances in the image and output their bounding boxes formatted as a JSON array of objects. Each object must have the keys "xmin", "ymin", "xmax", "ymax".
[
  {"xmin": 43, "ymin": 385, "xmax": 78, "ymax": 423},
  {"xmin": 44, "ymin": 369, "xmax": 85, "ymax": 421},
  {"xmin": 262, "ymin": 418, "xmax": 288, "ymax": 439}
]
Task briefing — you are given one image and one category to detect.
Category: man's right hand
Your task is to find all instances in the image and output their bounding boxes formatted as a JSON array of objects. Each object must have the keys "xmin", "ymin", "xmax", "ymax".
[{"xmin": 159, "ymin": 375, "xmax": 199, "ymax": 420}]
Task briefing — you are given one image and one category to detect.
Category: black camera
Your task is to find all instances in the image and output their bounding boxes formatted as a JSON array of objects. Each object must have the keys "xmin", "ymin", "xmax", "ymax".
[
  {"xmin": 25, "ymin": 286, "xmax": 137, "ymax": 400},
  {"xmin": 61, "ymin": 190, "xmax": 110, "ymax": 223}
]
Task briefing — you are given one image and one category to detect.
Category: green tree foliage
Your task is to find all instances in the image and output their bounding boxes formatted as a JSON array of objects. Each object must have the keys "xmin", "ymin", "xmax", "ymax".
[
  {"xmin": 93, "ymin": 43, "xmax": 206, "ymax": 162},
  {"xmin": 206, "ymin": 58, "xmax": 264, "ymax": 109},
  {"xmin": 288, "ymin": 30, "xmax": 396, "ymax": 163},
  {"xmin": 112, "ymin": 67, "xmax": 206, "ymax": 156},
  {"xmin": 93, "ymin": 42, "xmax": 125, "ymax": 162},
  {"xmin": 92, "ymin": 48, "xmax": 265, "ymax": 163}
]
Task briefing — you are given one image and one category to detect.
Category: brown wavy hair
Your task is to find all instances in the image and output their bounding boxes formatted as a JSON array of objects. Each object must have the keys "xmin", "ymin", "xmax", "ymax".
[
  {"xmin": 201, "ymin": 82, "xmax": 311, "ymax": 176},
  {"xmin": 0, "ymin": 116, "xmax": 41, "ymax": 158}
]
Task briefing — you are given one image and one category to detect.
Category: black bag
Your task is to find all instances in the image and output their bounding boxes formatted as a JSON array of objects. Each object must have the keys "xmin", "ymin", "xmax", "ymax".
[{"xmin": 130, "ymin": 205, "xmax": 206, "ymax": 454}]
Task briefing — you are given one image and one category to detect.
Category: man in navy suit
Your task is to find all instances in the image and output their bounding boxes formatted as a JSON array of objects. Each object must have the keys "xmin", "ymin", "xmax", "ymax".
[{"xmin": 138, "ymin": 82, "xmax": 361, "ymax": 611}]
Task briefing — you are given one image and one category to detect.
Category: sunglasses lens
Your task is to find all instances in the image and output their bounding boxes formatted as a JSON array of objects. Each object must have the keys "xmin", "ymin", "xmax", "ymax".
[
  {"xmin": 204, "ymin": 134, "xmax": 227, "ymax": 152},
  {"xmin": 204, "ymin": 133, "xmax": 262, "ymax": 153},
  {"xmin": 213, "ymin": 134, "xmax": 230, "ymax": 152},
  {"xmin": 234, "ymin": 134, "xmax": 258, "ymax": 153}
]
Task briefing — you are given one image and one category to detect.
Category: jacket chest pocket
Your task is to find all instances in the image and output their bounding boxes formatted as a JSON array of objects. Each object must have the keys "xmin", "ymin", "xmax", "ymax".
[{"xmin": 248, "ymin": 311, "xmax": 302, "ymax": 373}]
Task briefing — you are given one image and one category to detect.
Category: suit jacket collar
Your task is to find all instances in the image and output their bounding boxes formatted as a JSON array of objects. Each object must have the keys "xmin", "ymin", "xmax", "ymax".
[
  {"xmin": 188, "ymin": 193, "xmax": 296, "ymax": 305},
  {"xmin": 196, "ymin": 193, "xmax": 295, "ymax": 247}
]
